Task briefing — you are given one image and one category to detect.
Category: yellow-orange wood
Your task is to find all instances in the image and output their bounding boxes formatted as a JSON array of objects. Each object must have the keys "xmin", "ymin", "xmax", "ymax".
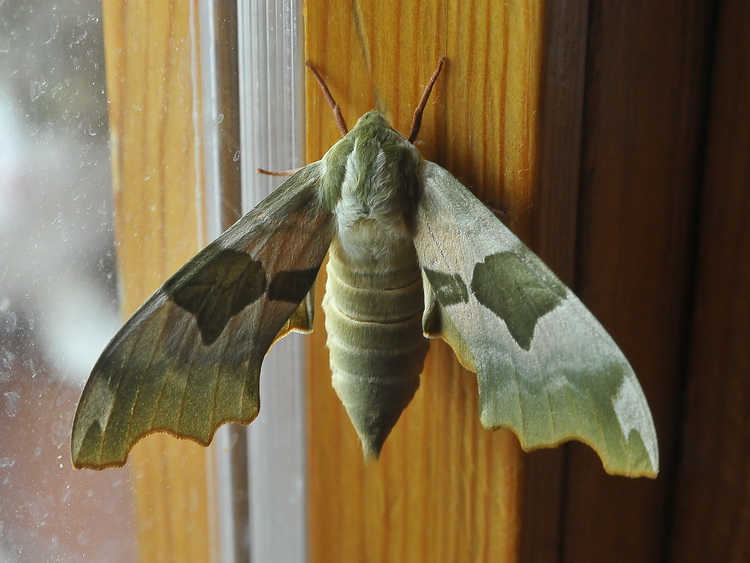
[
  {"xmin": 304, "ymin": 2, "xmax": 543, "ymax": 561},
  {"xmin": 102, "ymin": 1, "xmax": 214, "ymax": 561}
]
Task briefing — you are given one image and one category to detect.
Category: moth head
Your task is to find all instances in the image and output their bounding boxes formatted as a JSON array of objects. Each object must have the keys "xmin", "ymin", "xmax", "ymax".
[
  {"xmin": 319, "ymin": 111, "xmax": 424, "ymax": 234},
  {"xmin": 348, "ymin": 110, "xmax": 399, "ymax": 137}
]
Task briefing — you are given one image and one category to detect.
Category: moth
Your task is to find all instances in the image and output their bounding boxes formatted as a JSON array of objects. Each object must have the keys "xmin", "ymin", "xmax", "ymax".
[{"xmin": 72, "ymin": 58, "xmax": 658, "ymax": 477}]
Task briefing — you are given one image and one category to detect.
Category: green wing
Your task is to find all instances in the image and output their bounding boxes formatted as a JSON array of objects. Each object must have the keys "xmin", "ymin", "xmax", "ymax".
[
  {"xmin": 71, "ymin": 163, "xmax": 334, "ymax": 469},
  {"xmin": 413, "ymin": 161, "xmax": 658, "ymax": 478}
]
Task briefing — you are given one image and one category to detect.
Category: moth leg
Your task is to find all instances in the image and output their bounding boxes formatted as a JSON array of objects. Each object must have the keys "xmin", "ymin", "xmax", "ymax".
[
  {"xmin": 407, "ymin": 57, "xmax": 447, "ymax": 143},
  {"xmin": 305, "ymin": 61, "xmax": 349, "ymax": 137},
  {"xmin": 486, "ymin": 202, "xmax": 508, "ymax": 221},
  {"xmin": 257, "ymin": 166, "xmax": 302, "ymax": 177}
]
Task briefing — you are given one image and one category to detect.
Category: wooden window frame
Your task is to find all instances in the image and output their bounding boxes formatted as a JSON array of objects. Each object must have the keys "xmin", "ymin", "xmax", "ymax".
[{"xmin": 102, "ymin": 1, "xmax": 733, "ymax": 561}]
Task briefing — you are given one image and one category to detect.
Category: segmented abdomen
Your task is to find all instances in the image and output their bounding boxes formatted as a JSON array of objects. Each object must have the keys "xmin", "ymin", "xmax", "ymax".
[{"xmin": 322, "ymin": 240, "xmax": 428, "ymax": 458}]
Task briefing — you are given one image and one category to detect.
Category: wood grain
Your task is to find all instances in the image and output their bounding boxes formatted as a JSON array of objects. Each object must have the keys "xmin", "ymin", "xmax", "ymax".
[
  {"xmin": 101, "ymin": 1, "xmax": 215, "ymax": 561},
  {"xmin": 304, "ymin": 1, "xmax": 543, "ymax": 561},
  {"xmin": 670, "ymin": 1, "xmax": 750, "ymax": 561},
  {"xmin": 565, "ymin": 2, "xmax": 713, "ymax": 561},
  {"xmin": 520, "ymin": 3, "xmax": 590, "ymax": 560}
]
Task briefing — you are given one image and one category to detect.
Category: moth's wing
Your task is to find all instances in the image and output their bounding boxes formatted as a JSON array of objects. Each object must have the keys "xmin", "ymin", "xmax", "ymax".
[
  {"xmin": 413, "ymin": 161, "xmax": 658, "ymax": 477},
  {"xmin": 72, "ymin": 163, "xmax": 334, "ymax": 469}
]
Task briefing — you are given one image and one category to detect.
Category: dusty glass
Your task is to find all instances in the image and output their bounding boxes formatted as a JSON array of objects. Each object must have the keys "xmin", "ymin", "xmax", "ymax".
[{"xmin": 0, "ymin": 2, "xmax": 136, "ymax": 560}]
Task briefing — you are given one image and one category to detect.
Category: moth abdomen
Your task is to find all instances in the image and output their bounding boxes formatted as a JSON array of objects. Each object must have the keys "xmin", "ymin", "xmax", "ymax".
[{"xmin": 323, "ymin": 240, "xmax": 428, "ymax": 459}]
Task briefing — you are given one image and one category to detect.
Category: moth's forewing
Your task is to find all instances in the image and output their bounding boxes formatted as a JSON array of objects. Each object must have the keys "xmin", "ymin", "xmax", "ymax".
[{"xmin": 72, "ymin": 164, "xmax": 334, "ymax": 469}]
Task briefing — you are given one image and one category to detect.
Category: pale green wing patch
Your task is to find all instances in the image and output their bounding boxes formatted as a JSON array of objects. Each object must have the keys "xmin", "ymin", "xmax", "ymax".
[
  {"xmin": 414, "ymin": 161, "xmax": 658, "ymax": 478},
  {"xmin": 71, "ymin": 163, "xmax": 335, "ymax": 469}
]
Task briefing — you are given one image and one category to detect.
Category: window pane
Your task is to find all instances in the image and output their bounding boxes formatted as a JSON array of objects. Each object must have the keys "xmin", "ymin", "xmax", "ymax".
[{"xmin": 0, "ymin": 2, "xmax": 136, "ymax": 560}]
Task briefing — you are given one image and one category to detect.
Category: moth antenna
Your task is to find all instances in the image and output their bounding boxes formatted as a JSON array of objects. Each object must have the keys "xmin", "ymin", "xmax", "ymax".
[
  {"xmin": 257, "ymin": 166, "xmax": 301, "ymax": 177},
  {"xmin": 408, "ymin": 57, "xmax": 446, "ymax": 143},
  {"xmin": 305, "ymin": 61, "xmax": 349, "ymax": 137}
]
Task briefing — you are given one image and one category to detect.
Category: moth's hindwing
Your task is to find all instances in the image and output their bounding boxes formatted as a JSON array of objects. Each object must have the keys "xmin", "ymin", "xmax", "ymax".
[
  {"xmin": 414, "ymin": 161, "xmax": 659, "ymax": 478},
  {"xmin": 71, "ymin": 163, "xmax": 334, "ymax": 469}
]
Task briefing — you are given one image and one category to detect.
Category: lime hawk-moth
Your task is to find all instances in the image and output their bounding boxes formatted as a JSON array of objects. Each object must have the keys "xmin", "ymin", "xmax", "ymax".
[{"xmin": 72, "ymin": 59, "xmax": 658, "ymax": 478}]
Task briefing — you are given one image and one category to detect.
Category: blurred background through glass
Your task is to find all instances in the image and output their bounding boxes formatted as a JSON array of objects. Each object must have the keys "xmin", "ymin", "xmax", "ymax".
[{"xmin": 0, "ymin": 2, "xmax": 136, "ymax": 560}]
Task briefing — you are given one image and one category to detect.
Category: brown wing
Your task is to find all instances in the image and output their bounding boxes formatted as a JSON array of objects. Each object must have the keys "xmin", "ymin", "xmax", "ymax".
[{"xmin": 72, "ymin": 163, "xmax": 334, "ymax": 469}]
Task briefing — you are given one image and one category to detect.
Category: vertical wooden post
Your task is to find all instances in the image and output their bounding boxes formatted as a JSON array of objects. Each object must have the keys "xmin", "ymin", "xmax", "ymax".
[
  {"xmin": 304, "ymin": 1, "xmax": 544, "ymax": 560},
  {"xmin": 671, "ymin": 1, "xmax": 750, "ymax": 560},
  {"xmin": 563, "ymin": 2, "xmax": 712, "ymax": 560},
  {"xmin": 102, "ymin": 1, "xmax": 214, "ymax": 561}
]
